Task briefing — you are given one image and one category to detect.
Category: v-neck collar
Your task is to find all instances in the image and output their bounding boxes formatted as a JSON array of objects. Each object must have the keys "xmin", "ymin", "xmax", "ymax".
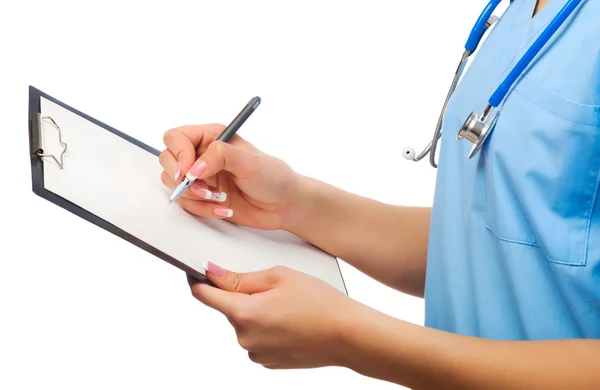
[
  {"xmin": 495, "ymin": 0, "xmax": 567, "ymax": 80},
  {"xmin": 517, "ymin": 0, "xmax": 566, "ymax": 36}
]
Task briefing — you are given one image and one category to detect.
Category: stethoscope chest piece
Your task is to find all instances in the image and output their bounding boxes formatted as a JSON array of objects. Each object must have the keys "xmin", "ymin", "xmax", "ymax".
[
  {"xmin": 456, "ymin": 105, "xmax": 499, "ymax": 158},
  {"xmin": 400, "ymin": 0, "xmax": 584, "ymax": 167}
]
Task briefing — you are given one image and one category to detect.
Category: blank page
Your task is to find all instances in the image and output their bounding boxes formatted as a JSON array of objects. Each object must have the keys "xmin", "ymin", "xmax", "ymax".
[{"xmin": 39, "ymin": 97, "xmax": 346, "ymax": 293}]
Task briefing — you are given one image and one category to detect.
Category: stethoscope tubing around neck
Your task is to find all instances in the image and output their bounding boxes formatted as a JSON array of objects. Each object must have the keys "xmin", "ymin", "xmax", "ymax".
[
  {"xmin": 465, "ymin": 0, "xmax": 504, "ymax": 52},
  {"xmin": 452, "ymin": 0, "xmax": 586, "ymax": 163},
  {"xmin": 404, "ymin": 0, "xmax": 586, "ymax": 168},
  {"xmin": 489, "ymin": 0, "xmax": 584, "ymax": 108}
]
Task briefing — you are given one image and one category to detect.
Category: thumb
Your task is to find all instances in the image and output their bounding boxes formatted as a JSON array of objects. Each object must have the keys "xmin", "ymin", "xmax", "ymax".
[
  {"xmin": 202, "ymin": 261, "xmax": 277, "ymax": 294},
  {"xmin": 187, "ymin": 141, "xmax": 260, "ymax": 181}
]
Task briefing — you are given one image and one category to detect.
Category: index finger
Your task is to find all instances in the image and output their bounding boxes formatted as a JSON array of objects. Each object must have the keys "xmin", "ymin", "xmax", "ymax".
[{"xmin": 162, "ymin": 124, "xmax": 225, "ymax": 175}]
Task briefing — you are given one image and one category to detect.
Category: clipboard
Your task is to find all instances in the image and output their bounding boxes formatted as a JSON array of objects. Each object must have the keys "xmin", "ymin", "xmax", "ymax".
[{"xmin": 27, "ymin": 86, "xmax": 347, "ymax": 294}]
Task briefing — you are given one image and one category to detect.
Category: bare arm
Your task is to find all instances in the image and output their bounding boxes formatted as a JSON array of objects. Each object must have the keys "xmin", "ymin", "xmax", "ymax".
[
  {"xmin": 159, "ymin": 124, "xmax": 428, "ymax": 295},
  {"xmin": 285, "ymin": 175, "xmax": 431, "ymax": 297},
  {"xmin": 339, "ymin": 305, "xmax": 600, "ymax": 389}
]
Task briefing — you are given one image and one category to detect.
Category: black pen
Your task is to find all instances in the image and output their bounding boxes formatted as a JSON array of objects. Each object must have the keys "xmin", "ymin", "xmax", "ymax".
[{"xmin": 168, "ymin": 96, "xmax": 261, "ymax": 204}]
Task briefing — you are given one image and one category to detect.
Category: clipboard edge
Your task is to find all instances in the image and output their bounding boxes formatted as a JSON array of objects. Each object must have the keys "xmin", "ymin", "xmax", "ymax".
[
  {"xmin": 27, "ymin": 85, "xmax": 210, "ymax": 285},
  {"xmin": 26, "ymin": 85, "xmax": 346, "ymax": 295}
]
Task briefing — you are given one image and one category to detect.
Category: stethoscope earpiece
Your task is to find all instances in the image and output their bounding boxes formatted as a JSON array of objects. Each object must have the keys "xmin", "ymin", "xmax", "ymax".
[{"xmin": 402, "ymin": 147, "xmax": 416, "ymax": 160}]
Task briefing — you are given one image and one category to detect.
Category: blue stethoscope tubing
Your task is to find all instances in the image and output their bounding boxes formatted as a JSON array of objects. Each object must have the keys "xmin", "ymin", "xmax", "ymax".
[
  {"xmin": 405, "ymin": 0, "xmax": 585, "ymax": 168},
  {"xmin": 490, "ymin": 0, "xmax": 583, "ymax": 107}
]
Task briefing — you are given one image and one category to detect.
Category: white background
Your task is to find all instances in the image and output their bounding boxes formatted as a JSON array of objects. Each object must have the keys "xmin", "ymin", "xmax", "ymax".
[{"xmin": 0, "ymin": 1, "xmax": 507, "ymax": 389}]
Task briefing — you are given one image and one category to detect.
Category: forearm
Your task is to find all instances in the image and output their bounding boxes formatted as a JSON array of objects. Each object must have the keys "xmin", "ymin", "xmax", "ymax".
[
  {"xmin": 285, "ymin": 175, "xmax": 431, "ymax": 297},
  {"xmin": 340, "ymin": 305, "xmax": 600, "ymax": 390}
]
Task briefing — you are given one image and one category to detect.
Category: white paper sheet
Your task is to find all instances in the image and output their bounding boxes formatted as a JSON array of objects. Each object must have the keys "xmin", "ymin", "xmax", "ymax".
[{"xmin": 40, "ymin": 97, "xmax": 346, "ymax": 293}]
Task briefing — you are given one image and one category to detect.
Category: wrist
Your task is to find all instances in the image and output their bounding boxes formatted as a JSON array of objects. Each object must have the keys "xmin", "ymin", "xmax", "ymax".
[
  {"xmin": 333, "ymin": 303, "xmax": 418, "ymax": 379},
  {"xmin": 326, "ymin": 299, "xmax": 366, "ymax": 368},
  {"xmin": 280, "ymin": 174, "xmax": 324, "ymax": 234},
  {"xmin": 328, "ymin": 300, "xmax": 386, "ymax": 369}
]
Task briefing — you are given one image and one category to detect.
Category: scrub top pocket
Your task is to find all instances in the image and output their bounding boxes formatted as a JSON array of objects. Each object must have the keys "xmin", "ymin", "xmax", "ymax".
[{"xmin": 483, "ymin": 75, "xmax": 600, "ymax": 266}]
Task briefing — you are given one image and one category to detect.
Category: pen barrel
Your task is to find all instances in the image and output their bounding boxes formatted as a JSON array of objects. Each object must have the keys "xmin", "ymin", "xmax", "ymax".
[{"xmin": 216, "ymin": 97, "xmax": 261, "ymax": 142}]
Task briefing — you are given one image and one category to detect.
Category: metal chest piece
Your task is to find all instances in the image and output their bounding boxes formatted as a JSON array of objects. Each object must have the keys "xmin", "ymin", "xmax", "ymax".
[{"xmin": 456, "ymin": 105, "xmax": 499, "ymax": 159}]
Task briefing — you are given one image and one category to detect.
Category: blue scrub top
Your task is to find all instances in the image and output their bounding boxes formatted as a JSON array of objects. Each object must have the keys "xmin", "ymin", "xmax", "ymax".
[{"xmin": 425, "ymin": 0, "xmax": 600, "ymax": 340}]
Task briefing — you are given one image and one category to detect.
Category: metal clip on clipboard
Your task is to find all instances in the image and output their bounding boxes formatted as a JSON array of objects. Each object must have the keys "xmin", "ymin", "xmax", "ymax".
[
  {"xmin": 27, "ymin": 86, "xmax": 348, "ymax": 295},
  {"xmin": 31, "ymin": 113, "xmax": 68, "ymax": 169}
]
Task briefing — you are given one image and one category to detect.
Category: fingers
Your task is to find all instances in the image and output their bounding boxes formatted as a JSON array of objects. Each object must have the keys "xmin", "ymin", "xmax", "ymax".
[
  {"xmin": 162, "ymin": 128, "xmax": 199, "ymax": 179},
  {"xmin": 159, "ymin": 149, "xmax": 181, "ymax": 182},
  {"xmin": 162, "ymin": 123, "xmax": 257, "ymax": 176},
  {"xmin": 158, "ymin": 149, "xmax": 216, "ymax": 189},
  {"xmin": 202, "ymin": 261, "xmax": 281, "ymax": 294},
  {"xmin": 162, "ymin": 124, "xmax": 227, "ymax": 176},
  {"xmin": 179, "ymin": 196, "xmax": 234, "ymax": 219},
  {"xmin": 190, "ymin": 141, "xmax": 262, "ymax": 181},
  {"xmin": 186, "ymin": 273, "xmax": 205, "ymax": 288},
  {"xmin": 160, "ymin": 150, "xmax": 233, "ymax": 218},
  {"xmin": 160, "ymin": 170, "xmax": 226, "ymax": 204},
  {"xmin": 160, "ymin": 148, "xmax": 229, "ymax": 202},
  {"xmin": 189, "ymin": 282, "xmax": 240, "ymax": 318}
]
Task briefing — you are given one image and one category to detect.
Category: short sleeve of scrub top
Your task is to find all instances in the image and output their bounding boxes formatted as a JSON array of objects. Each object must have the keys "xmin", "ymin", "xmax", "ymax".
[{"xmin": 425, "ymin": 0, "xmax": 600, "ymax": 340}]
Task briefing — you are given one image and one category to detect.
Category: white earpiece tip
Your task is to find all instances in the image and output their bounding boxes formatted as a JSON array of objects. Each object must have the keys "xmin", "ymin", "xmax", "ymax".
[{"xmin": 402, "ymin": 147, "xmax": 416, "ymax": 160}]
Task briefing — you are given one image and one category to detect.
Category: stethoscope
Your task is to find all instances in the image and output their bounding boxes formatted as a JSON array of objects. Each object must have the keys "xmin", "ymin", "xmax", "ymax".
[{"xmin": 403, "ymin": 0, "xmax": 585, "ymax": 168}]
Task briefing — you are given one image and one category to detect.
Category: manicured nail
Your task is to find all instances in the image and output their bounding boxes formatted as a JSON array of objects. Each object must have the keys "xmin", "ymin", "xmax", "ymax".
[
  {"xmin": 211, "ymin": 192, "xmax": 227, "ymax": 202},
  {"xmin": 174, "ymin": 161, "xmax": 181, "ymax": 181},
  {"xmin": 214, "ymin": 207, "xmax": 233, "ymax": 218},
  {"xmin": 202, "ymin": 261, "xmax": 226, "ymax": 278},
  {"xmin": 187, "ymin": 160, "xmax": 207, "ymax": 180},
  {"xmin": 190, "ymin": 186, "xmax": 213, "ymax": 200}
]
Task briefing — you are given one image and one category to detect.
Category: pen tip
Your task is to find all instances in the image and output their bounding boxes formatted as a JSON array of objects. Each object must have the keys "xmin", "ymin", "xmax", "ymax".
[{"xmin": 167, "ymin": 199, "xmax": 172, "ymax": 204}]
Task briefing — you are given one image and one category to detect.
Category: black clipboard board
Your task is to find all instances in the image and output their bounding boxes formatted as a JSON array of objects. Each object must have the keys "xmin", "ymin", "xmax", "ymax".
[
  {"xmin": 28, "ymin": 86, "xmax": 348, "ymax": 295},
  {"xmin": 27, "ymin": 85, "xmax": 210, "ymax": 284}
]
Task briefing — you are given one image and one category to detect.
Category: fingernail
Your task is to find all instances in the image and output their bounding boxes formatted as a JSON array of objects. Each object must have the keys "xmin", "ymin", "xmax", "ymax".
[
  {"xmin": 214, "ymin": 207, "xmax": 233, "ymax": 218},
  {"xmin": 174, "ymin": 163, "xmax": 181, "ymax": 181},
  {"xmin": 187, "ymin": 160, "xmax": 207, "ymax": 180},
  {"xmin": 190, "ymin": 186, "xmax": 213, "ymax": 200},
  {"xmin": 202, "ymin": 261, "xmax": 226, "ymax": 278},
  {"xmin": 211, "ymin": 192, "xmax": 227, "ymax": 202}
]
